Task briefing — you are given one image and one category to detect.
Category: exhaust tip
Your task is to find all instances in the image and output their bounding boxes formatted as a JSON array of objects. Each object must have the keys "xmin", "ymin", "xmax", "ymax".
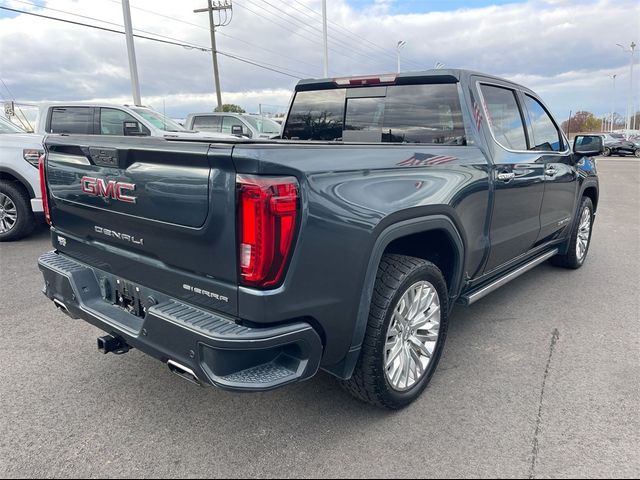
[{"xmin": 167, "ymin": 360, "xmax": 202, "ymax": 386}]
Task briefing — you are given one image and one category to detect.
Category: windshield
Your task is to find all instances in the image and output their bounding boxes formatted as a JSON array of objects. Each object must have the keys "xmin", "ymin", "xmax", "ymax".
[
  {"xmin": 0, "ymin": 118, "xmax": 24, "ymax": 134},
  {"xmin": 132, "ymin": 108, "xmax": 185, "ymax": 132},
  {"xmin": 242, "ymin": 115, "xmax": 281, "ymax": 134}
]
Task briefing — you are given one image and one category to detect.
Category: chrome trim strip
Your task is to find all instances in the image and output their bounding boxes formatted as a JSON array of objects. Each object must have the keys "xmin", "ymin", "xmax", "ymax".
[{"xmin": 461, "ymin": 248, "xmax": 559, "ymax": 305}]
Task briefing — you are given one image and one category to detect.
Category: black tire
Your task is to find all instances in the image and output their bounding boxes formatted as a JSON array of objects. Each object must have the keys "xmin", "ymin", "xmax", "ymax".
[
  {"xmin": 341, "ymin": 254, "xmax": 449, "ymax": 410},
  {"xmin": 552, "ymin": 196, "xmax": 594, "ymax": 269},
  {"xmin": 603, "ymin": 147, "xmax": 611, "ymax": 157},
  {"xmin": 634, "ymin": 149, "xmax": 640, "ymax": 158},
  {"xmin": 0, "ymin": 181, "xmax": 35, "ymax": 242}
]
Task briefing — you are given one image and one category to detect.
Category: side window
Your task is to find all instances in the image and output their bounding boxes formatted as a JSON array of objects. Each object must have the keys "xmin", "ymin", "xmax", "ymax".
[
  {"xmin": 479, "ymin": 84, "xmax": 528, "ymax": 151},
  {"xmin": 49, "ymin": 107, "xmax": 93, "ymax": 134},
  {"xmin": 192, "ymin": 115, "xmax": 221, "ymax": 132},
  {"xmin": 524, "ymin": 95, "xmax": 562, "ymax": 151},
  {"xmin": 221, "ymin": 116, "xmax": 236, "ymax": 134},
  {"xmin": 100, "ymin": 108, "xmax": 145, "ymax": 135}
]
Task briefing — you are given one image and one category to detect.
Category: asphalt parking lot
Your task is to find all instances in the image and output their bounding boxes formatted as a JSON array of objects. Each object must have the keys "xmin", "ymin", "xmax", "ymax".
[{"xmin": 0, "ymin": 157, "xmax": 638, "ymax": 478}]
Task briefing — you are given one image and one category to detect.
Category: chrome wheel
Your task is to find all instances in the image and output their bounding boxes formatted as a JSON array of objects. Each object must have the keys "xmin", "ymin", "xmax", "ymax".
[
  {"xmin": 0, "ymin": 193, "xmax": 18, "ymax": 234},
  {"xmin": 576, "ymin": 207, "xmax": 591, "ymax": 261},
  {"xmin": 384, "ymin": 281, "xmax": 441, "ymax": 392}
]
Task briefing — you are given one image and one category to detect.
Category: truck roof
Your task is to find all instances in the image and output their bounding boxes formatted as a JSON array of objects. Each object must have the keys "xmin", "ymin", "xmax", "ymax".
[{"xmin": 295, "ymin": 68, "xmax": 529, "ymax": 93}]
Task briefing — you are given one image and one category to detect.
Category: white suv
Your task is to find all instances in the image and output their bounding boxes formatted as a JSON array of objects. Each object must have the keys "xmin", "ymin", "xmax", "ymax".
[{"xmin": 0, "ymin": 116, "xmax": 45, "ymax": 241}]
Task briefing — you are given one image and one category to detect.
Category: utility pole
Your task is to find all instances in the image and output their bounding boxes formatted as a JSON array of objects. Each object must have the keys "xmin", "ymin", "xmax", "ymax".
[
  {"xmin": 617, "ymin": 41, "xmax": 636, "ymax": 133},
  {"xmin": 321, "ymin": 0, "xmax": 329, "ymax": 77},
  {"xmin": 195, "ymin": 1, "xmax": 233, "ymax": 111},
  {"xmin": 121, "ymin": 0, "xmax": 141, "ymax": 106},
  {"xmin": 609, "ymin": 74, "xmax": 616, "ymax": 132}
]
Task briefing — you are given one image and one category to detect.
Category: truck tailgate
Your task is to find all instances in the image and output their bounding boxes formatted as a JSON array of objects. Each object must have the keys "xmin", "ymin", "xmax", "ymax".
[{"xmin": 44, "ymin": 136, "xmax": 238, "ymax": 315}]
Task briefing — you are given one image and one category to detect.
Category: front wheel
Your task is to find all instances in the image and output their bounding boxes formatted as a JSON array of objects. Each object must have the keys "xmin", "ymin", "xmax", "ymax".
[
  {"xmin": 341, "ymin": 254, "xmax": 449, "ymax": 409},
  {"xmin": 0, "ymin": 181, "xmax": 35, "ymax": 241},
  {"xmin": 552, "ymin": 197, "xmax": 594, "ymax": 269}
]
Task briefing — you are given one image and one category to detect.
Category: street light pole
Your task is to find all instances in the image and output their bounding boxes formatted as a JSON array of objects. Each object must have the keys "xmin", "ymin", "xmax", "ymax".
[
  {"xmin": 609, "ymin": 74, "xmax": 616, "ymax": 132},
  {"xmin": 617, "ymin": 41, "xmax": 636, "ymax": 134},
  {"xmin": 121, "ymin": 0, "xmax": 141, "ymax": 106},
  {"xmin": 322, "ymin": 0, "xmax": 329, "ymax": 77},
  {"xmin": 396, "ymin": 40, "xmax": 406, "ymax": 73}
]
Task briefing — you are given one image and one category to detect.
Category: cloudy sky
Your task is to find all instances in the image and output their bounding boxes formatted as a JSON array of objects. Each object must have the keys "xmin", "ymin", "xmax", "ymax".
[{"xmin": 0, "ymin": 0, "xmax": 638, "ymax": 121}]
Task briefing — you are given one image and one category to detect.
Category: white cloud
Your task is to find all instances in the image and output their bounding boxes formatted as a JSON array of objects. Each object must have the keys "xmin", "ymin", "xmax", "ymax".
[{"xmin": 0, "ymin": 0, "xmax": 638, "ymax": 119}]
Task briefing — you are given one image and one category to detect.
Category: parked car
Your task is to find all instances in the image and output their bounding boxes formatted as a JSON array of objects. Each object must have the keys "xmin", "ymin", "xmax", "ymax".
[
  {"xmin": 0, "ymin": 116, "xmax": 45, "ymax": 241},
  {"xmin": 183, "ymin": 112, "xmax": 282, "ymax": 139},
  {"xmin": 38, "ymin": 69, "xmax": 601, "ymax": 409},
  {"xmin": 35, "ymin": 104, "xmax": 235, "ymax": 140},
  {"xmin": 601, "ymin": 133, "xmax": 640, "ymax": 157}
]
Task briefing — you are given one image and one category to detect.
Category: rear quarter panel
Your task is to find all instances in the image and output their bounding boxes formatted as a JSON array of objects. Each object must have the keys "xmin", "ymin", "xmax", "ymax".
[{"xmin": 232, "ymin": 143, "xmax": 491, "ymax": 368}]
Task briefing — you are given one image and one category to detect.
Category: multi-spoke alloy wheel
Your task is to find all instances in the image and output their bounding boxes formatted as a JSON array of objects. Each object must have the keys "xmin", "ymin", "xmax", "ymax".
[
  {"xmin": 576, "ymin": 206, "xmax": 591, "ymax": 261},
  {"xmin": 384, "ymin": 281, "xmax": 440, "ymax": 391},
  {"xmin": 552, "ymin": 196, "xmax": 594, "ymax": 269},
  {"xmin": 0, "ymin": 192, "xmax": 18, "ymax": 234},
  {"xmin": 341, "ymin": 254, "xmax": 449, "ymax": 409}
]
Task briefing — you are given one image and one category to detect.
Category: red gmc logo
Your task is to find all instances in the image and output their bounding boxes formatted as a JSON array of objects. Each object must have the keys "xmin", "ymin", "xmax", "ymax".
[{"xmin": 81, "ymin": 177, "xmax": 137, "ymax": 204}]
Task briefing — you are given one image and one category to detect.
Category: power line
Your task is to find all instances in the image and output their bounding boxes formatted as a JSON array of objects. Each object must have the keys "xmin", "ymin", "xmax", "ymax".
[
  {"xmin": 0, "ymin": 6, "xmax": 306, "ymax": 79},
  {"xmin": 286, "ymin": 0, "xmax": 424, "ymax": 69}
]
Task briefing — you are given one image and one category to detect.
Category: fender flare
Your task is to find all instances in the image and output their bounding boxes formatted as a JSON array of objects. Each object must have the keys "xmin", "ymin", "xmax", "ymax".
[
  {"xmin": 329, "ymin": 214, "xmax": 465, "ymax": 380},
  {"xmin": 0, "ymin": 166, "xmax": 36, "ymax": 198}
]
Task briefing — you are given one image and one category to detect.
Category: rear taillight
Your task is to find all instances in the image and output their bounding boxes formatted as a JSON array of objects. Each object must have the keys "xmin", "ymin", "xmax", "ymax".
[
  {"xmin": 23, "ymin": 149, "xmax": 44, "ymax": 168},
  {"xmin": 38, "ymin": 155, "xmax": 51, "ymax": 225},
  {"xmin": 237, "ymin": 174, "xmax": 299, "ymax": 288}
]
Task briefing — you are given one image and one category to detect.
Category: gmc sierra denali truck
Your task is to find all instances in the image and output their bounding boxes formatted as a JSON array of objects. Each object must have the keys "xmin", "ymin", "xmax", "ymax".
[{"xmin": 38, "ymin": 70, "xmax": 602, "ymax": 409}]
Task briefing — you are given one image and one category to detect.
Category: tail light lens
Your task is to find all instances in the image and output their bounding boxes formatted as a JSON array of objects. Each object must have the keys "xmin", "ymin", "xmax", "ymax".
[
  {"xmin": 38, "ymin": 155, "xmax": 51, "ymax": 225},
  {"xmin": 23, "ymin": 149, "xmax": 44, "ymax": 168},
  {"xmin": 238, "ymin": 174, "xmax": 299, "ymax": 288}
]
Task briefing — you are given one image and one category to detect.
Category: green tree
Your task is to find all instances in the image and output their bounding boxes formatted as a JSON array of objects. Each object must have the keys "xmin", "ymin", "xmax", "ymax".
[
  {"xmin": 561, "ymin": 111, "xmax": 602, "ymax": 134},
  {"xmin": 215, "ymin": 104, "xmax": 246, "ymax": 113}
]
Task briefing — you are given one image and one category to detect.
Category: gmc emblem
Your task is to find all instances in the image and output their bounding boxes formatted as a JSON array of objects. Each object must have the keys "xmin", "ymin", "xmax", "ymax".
[{"xmin": 81, "ymin": 177, "xmax": 137, "ymax": 204}]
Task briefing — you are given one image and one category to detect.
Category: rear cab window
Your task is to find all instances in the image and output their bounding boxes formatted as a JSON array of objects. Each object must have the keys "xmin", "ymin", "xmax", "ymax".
[
  {"xmin": 283, "ymin": 83, "xmax": 466, "ymax": 145},
  {"xmin": 49, "ymin": 107, "xmax": 94, "ymax": 134}
]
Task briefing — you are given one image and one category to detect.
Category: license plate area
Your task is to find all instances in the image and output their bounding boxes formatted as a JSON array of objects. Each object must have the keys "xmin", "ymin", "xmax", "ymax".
[{"xmin": 113, "ymin": 279, "xmax": 145, "ymax": 318}]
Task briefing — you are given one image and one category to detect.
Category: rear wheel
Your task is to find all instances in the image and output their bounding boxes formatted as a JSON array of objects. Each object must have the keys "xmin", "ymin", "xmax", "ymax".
[
  {"xmin": 341, "ymin": 254, "xmax": 449, "ymax": 409},
  {"xmin": 634, "ymin": 149, "xmax": 640, "ymax": 158},
  {"xmin": 552, "ymin": 196, "xmax": 594, "ymax": 269},
  {"xmin": 0, "ymin": 181, "xmax": 35, "ymax": 241}
]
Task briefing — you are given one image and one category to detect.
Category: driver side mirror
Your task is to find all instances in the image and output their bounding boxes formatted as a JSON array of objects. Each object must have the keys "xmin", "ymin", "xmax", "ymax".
[
  {"xmin": 123, "ymin": 121, "xmax": 146, "ymax": 136},
  {"xmin": 231, "ymin": 124, "xmax": 246, "ymax": 137},
  {"xmin": 573, "ymin": 135, "xmax": 603, "ymax": 157}
]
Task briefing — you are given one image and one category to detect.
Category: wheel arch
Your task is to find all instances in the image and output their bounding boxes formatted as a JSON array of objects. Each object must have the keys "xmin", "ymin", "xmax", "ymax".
[
  {"xmin": 0, "ymin": 167, "xmax": 36, "ymax": 198},
  {"xmin": 327, "ymin": 213, "xmax": 465, "ymax": 380}
]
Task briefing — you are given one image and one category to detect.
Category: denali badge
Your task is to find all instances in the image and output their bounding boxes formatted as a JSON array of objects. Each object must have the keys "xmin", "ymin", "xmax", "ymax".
[
  {"xmin": 94, "ymin": 226, "xmax": 144, "ymax": 246},
  {"xmin": 81, "ymin": 176, "xmax": 136, "ymax": 204}
]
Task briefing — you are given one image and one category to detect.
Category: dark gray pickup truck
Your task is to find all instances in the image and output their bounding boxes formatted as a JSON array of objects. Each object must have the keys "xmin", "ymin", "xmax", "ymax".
[{"xmin": 38, "ymin": 70, "xmax": 603, "ymax": 409}]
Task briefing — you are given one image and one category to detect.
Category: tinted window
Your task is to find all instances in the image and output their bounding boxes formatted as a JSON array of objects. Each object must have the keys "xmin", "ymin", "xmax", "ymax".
[
  {"xmin": 221, "ymin": 116, "xmax": 250, "ymax": 137},
  {"xmin": 100, "ymin": 108, "xmax": 144, "ymax": 135},
  {"xmin": 479, "ymin": 85, "xmax": 528, "ymax": 151},
  {"xmin": 49, "ymin": 107, "xmax": 93, "ymax": 134},
  {"xmin": 283, "ymin": 83, "xmax": 465, "ymax": 144},
  {"xmin": 192, "ymin": 115, "xmax": 222, "ymax": 132},
  {"xmin": 524, "ymin": 95, "xmax": 562, "ymax": 151},
  {"xmin": 382, "ymin": 84, "xmax": 465, "ymax": 144},
  {"xmin": 283, "ymin": 89, "xmax": 345, "ymax": 140}
]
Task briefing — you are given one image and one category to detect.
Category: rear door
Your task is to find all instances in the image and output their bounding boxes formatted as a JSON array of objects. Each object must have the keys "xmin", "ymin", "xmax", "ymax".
[
  {"xmin": 521, "ymin": 94, "xmax": 577, "ymax": 243},
  {"xmin": 478, "ymin": 82, "xmax": 545, "ymax": 272},
  {"xmin": 45, "ymin": 135, "xmax": 239, "ymax": 315}
]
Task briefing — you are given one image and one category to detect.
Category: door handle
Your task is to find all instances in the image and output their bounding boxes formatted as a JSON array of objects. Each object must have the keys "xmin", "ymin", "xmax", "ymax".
[
  {"xmin": 497, "ymin": 172, "xmax": 515, "ymax": 182},
  {"xmin": 545, "ymin": 166, "xmax": 558, "ymax": 176}
]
